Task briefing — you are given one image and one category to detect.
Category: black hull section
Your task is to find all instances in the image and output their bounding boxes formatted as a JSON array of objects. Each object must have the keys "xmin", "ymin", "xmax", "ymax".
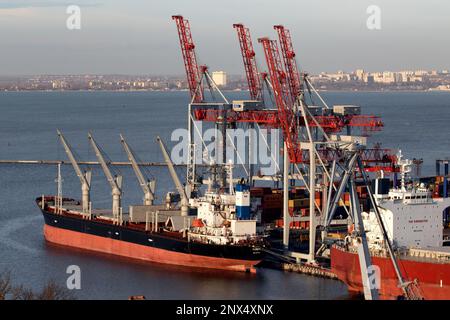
[{"xmin": 41, "ymin": 210, "xmax": 263, "ymax": 262}]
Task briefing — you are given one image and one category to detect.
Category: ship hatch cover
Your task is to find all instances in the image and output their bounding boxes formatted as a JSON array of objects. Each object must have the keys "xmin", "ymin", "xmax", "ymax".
[{"xmin": 166, "ymin": 216, "xmax": 187, "ymax": 232}]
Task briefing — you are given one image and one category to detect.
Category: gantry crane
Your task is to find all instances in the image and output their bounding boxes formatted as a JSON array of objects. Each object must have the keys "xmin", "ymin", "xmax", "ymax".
[
  {"xmin": 57, "ymin": 129, "xmax": 91, "ymax": 214},
  {"xmin": 156, "ymin": 136, "xmax": 189, "ymax": 216},
  {"xmin": 274, "ymin": 25, "xmax": 385, "ymax": 137},
  {"xmin": 120, "ymin": 134, "xmax": 156, "ymax": 206},
  {"xmin": 88, "ymin": 133, "xmax": 122, "ymax": 223},
  {"xmin": 274, "ymin": 25, "xmax": 302, "ymax": 103},
  {"xmin": 259, "ymin": 37, "xmax": 302, "ymax": 164},
  {"xmin": 172, "ymin": 15, "xmax": 205, "ymax": 103},
  {"xmin": 233, "ymin": 23, "xmax": 263, "ymax": 102}
]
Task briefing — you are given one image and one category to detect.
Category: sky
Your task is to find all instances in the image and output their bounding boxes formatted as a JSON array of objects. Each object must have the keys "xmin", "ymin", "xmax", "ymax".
[{"xmin": 0, "ymin": 0, "xmax": 449, "ymax": 75}]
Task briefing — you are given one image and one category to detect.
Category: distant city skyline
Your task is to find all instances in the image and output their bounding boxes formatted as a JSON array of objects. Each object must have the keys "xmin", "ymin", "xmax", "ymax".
[
  {"xmin": 2, "ymin": 68, "xmax": 450, "ymax": 92},
  {"xmin": 0, "ymin": 0, "xmax": 449, "ymax": 76},
  {"xmin": 1, "ymin": 66, "xmax": 449, "ymax": 78}
]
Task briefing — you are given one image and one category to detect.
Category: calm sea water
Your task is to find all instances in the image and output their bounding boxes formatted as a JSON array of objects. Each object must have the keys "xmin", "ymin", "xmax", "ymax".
[{"xmin": 0, "ymin": 90, "xmax": 449, "ymax": 299}]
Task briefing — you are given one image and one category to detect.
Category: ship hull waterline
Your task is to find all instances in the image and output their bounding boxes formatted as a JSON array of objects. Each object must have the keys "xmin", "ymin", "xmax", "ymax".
[
  {"xmin": 331, "ymin": 246, "xmax": 450, "ymax": 300},
  {"xmin": 40, "ymin": 207, "xmax": 263, "ymax": 273}
]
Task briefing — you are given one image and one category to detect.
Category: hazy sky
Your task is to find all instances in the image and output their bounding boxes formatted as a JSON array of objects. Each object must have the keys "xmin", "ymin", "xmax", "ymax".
[{"xmin": 0, "ymin": 0, "xmax": 449, "ymax": 75}]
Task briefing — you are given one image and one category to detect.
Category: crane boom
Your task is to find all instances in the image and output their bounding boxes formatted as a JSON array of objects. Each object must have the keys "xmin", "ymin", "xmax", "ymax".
[
  {"xmin": 258, "ymin": 37, "xmax": 302, "ymax": 163},
  {"xmin": 233, "ymin": 23, "xmax": 263, "ymax": 101},
  {"xmin": 156, "ymin": 136, "xmax": 189, "ymax": 216},
  {"xmin": 274, "ymin": 25, "xmax": 302, "ymax": 103},
  {"xmin": 120, "ymin": 134, "xmax": 155, "ymax": 205},
  {"xmin": 172, "ymin": 15, "xmax": 204, "ymax": 103},
  {"xmin": 57, "ymin": 129, "xmax": 91, "ymax": 213},
  {"xmin": 57, "ymin": 130, "xmax": 89, "ymax": 187},
  {"xmin": 88, "ymin": 133, "xmax": 122, "ymax": 220}
]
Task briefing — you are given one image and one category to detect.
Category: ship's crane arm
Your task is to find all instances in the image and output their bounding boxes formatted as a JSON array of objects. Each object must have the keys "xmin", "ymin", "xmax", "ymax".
[
  {"xmin": 88, "ymin": 133, "xmax": 122, "ymax": 219},
  {"xmin": 57, "ymin": 129, "xmax": 90, "ymax": 188},
  {"xmin": 120, "ymin": 134, "xmax": 155, "ymax": 206},
  {"xmin": 57, "ymin": 129, "xmax": 91, "ymax": 213},
  {"xmin": 156, "ymin": 136, "xmax": 189, "ymax": 216}
]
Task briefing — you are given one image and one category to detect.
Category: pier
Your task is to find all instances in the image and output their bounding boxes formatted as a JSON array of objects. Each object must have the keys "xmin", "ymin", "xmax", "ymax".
[{"xmin": 0, "ymin": 160, "xmax": 189, "ymax": 167}]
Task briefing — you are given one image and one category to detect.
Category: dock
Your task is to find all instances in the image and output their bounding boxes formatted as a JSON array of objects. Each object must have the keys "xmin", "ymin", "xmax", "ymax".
[
  {"xmin": 0, "ymin": 160, "xmax": 189, "ymax": 167},
  {"xmin": 281, "ymin": 262, "xmax": 337, "ymax": 279}
]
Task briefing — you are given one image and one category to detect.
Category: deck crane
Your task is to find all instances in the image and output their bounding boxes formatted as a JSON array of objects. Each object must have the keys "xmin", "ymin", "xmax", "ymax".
[
  {"xmin": 274, "ymin": 25, "xmax": 302, "ymax": 104},
  {"xmin": 88, "ymin": 133, "xmax": 122, "ymax": 223},
  {"xmin": 258, "ymin": 37, "xmax": 302, "ymax": 163},
  {"xmin": 233, "ymin": 23, "xmax": 263, "ymax": 102},
  {"xmin": 57, "ymin": 129, "xmax": 91, "ymax": 214},
  {"xmin": 119, "ymin": 134, "xmax": 156, "ymax": 206},
  {"xmin": 156, "ymin": 136, "xmax": 189, "ymax": 216},
  {"xmin": 172, "ymin": 15, "xmax": 205, "ymax": 103}
]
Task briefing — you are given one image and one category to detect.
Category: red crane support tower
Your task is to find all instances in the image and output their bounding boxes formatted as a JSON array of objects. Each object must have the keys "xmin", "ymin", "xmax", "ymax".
[
  {"xmin": 274, "ymin": 25, "xmax": 302, "ymax": 103},
  {"xmin": 172, "ymin": 15, "xmax": 204, "ymax": 103},
  {"xmin": 233, "ymin": 24, "xmax": 263, "ymax": 101},
  {"xmin": 259, "ymin": 37, "xmax": 302, "ymax": 163}
]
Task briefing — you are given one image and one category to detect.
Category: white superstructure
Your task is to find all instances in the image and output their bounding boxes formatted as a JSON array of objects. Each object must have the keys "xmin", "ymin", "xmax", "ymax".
[
  {"xmin": 188, "ymin": 190, "xmax": 258, "ymax": 245},
  {"xmin": 363, "ymin": 152, "xmax": 450, "ymax": 249}
]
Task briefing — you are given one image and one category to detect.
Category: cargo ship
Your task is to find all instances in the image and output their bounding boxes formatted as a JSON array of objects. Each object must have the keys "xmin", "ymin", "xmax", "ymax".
[
  {"xmin": 331, "ymin": 153, "xmax": 450, "ymax": 299},
  {"xmin": 36, "ymin": 133, "xmax": 265, "ymax": 273},
  {"xmin": 38, "ymin": 195, "xmax": 264, "ymax": 272}
]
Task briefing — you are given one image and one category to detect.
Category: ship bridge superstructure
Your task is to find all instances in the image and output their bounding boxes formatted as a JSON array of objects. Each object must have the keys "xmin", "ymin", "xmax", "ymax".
[{"xmin": 363, "ymin": 154, "xmax": 450, "ymax": 250}]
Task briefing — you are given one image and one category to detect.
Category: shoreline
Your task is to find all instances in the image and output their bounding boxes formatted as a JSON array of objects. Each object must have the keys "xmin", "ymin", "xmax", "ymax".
[{"xmin": 1, "ymin": 89, "xmax": 450, "ymax": 94}]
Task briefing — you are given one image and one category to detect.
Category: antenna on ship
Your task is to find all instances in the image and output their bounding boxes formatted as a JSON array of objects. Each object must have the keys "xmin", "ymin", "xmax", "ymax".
[
  {"xmin": 397, "ymin": 150, "xmax": 413, "ymax": 191},
  {"xmin": 55, "ymin": 162, "xmax": 63, "ymax": 214},
  {"xmin": 227, "ymin": 160, "xmax": 234, "ymax": 195}
]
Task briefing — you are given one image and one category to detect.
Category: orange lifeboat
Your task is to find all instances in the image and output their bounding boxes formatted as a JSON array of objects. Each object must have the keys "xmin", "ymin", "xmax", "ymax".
[{"xmin": 192, "ymin": 219, "xmax": 204, "ymax": 228}]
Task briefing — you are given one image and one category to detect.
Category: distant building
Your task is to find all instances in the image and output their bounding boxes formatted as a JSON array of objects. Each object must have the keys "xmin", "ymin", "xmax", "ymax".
[
  {"xmin": 372, "ymin": 71, "xmax": 396, "ymax": 84},
  {"xmin": 366, "ymin": 74, "xmax": 374, "ymax": 84},
  {"xmin": 394, "ymin": 72, "xmax": 403, "ymax": 83},
  {"xmin": 415, "ymin": 70, "xmax": 428, "ymax": 76},
  {"xmin": 355, "ymin": 69, "xmax": 365, "ymax": 81},
  {"xmin": 212, "ymin": 71, "xmax": 227, "ymax": 86},
  {"xmin": 52, "ymin": 80, "xmax": 68, "ymax": 89},
  {"xmin": 322, "ymin": 71, "xmax": 350, "ymax": 81}
]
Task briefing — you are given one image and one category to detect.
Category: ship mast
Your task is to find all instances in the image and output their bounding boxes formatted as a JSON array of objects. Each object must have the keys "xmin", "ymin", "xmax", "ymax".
[
  {"xmin": 55, "ymin": 162, "xmax": 63, "ymax": 214},
  {"xmin": 120, "ymin": 134, "xmax": 156, "ymax": 206},
  {"xmin": 156, "ymin": 136, "xmax": 189, "ymax": 216},
  {"xmin": 88, "ymin": 133, "xmax": 122, "ymax": 223},
  {"xmin": 57, "ymin": 129, "xmax": 91, "ymax": 214}
]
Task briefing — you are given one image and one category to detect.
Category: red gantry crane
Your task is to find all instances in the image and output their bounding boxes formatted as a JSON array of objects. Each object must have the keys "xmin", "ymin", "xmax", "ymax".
[
  {"xmin": 171, "ymin": 18, "xmax": 392, "ymax": 170},
  {"xmin": 233, "ymin": 24, "xmax": 263, "ymax": 102},
  {"xmin": 258, "ymin": 37, "xmax": 302, "ymax": 163},
  {"xmin": 172, "ymin": 15, "xmax": 205, "ymax": 103},
  {"xmin": 274, "ymin": 25, "xmax": 384, "ymax": 136},
  {"xmin": 274, "ymin": 25, "xmax": 302, "ymax": 103}
]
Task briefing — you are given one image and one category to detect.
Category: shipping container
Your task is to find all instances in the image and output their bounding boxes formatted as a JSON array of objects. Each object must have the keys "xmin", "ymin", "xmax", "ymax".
[{"xmin": 288, "ymin": 198, "xmax": 308, "ymax": 208}]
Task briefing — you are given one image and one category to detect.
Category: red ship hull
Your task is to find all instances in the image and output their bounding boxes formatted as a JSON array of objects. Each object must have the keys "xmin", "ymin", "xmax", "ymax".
[
  {"xmin": 44, "ymin": 224, "xmax": 260, "ymax": 273},
  {"xmin": 331, "ymin": 246, "xmax": 450, "ymax": 300}
]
